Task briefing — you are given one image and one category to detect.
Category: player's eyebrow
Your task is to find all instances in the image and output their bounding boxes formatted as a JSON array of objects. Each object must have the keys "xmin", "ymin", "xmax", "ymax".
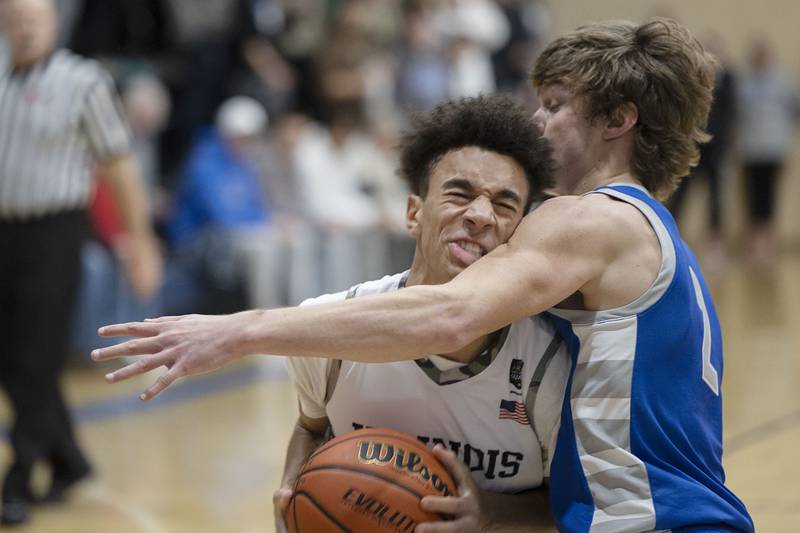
[
  {"xmin": 442, "ymin": 177, "xmax": 474, "ymax": 192},
  {"xmin": 494, "ymin": 189, "xmax": 523, "ymax": 205}
]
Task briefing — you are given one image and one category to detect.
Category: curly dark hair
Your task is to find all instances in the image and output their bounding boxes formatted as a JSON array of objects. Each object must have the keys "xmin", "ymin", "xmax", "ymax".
[{"xmin": 398, "ymin": 95, "xmax": 553, "ymax": 210}]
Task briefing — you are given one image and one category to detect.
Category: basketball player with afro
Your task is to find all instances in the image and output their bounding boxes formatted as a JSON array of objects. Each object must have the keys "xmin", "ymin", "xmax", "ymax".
[
  {"xmin": 275, "ymin": 95, "xmax": 568, "ymax": 532},
  {"xmin": 97, "ymin": 18, "xmax": 754, "ymax": 531}
]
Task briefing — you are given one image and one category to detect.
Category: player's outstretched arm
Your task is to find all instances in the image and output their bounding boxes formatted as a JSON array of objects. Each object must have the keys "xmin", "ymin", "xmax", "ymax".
[{"xmin": 93, "ymin": 197, "xmax": 600, "ymax": 400}]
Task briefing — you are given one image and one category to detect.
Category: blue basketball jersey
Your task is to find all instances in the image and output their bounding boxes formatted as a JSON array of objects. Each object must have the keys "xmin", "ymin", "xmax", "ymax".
[{"xmin": 546, "ymin": 185, "xmax": 753, "ymax": 532}]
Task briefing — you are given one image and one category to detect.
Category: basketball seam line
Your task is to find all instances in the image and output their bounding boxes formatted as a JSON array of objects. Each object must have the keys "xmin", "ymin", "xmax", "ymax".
[{"xmin": 292, "ymin": 491, "xmax": 353, "ymax": 533}]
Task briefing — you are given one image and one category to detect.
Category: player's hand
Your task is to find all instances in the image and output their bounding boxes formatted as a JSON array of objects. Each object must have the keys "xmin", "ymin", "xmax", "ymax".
[
  {"xmin": 416, "ymin": 445, "xmax": 481, "ymax": 533},
  {"xmin": 273, "ymin": 487, "xmax": 292, "ymax": 533},
  {"xmin": 91, "ymin": 312, "xmax": 252, "ymax": 400}
]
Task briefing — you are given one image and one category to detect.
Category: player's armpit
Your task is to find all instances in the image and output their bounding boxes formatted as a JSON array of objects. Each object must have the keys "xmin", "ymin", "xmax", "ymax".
[{"xmin": 478, "ymin": 487, "xmax": 556, "ymax": 533}]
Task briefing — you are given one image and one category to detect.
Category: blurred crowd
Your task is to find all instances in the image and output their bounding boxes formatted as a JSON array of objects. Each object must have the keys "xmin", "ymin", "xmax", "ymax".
[
  {"xmin": 49, "ymin": 0, "xmax": 553, "ymax": 354},
  {"xmin": 5, "ymin": 0, "xmax": 796, "ymax": 356}
]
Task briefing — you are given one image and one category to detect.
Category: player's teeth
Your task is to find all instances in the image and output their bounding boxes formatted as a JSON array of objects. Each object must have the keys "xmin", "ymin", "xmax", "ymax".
[{"xmin": 459, "ymin": 241, "xmax": 482, "ymax": 256}]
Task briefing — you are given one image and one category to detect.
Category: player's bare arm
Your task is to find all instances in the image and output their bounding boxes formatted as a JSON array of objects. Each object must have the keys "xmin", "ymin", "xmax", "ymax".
[
  {"xmin": 274, "ymin": 412, "xmax": 329, "ymax": 533},
  {"xmin": 93, "ymin": 193, "xmax": 654, "ymax": 399}
]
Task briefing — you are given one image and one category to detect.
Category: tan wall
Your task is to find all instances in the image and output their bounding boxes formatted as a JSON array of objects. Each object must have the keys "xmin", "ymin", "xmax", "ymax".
[{"xmin": 543, "ymin": 0, "xmax": 800, "ymax": 249}]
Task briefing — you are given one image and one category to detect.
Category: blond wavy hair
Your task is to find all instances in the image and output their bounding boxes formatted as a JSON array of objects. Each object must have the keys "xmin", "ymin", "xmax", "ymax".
[{"xmin": 531, "ymin": 18, "xmax": 716, "ymax": 200}]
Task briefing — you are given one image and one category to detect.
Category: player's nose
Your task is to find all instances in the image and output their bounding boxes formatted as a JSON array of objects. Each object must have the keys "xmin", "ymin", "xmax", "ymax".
[
  {"xmin": 463, "ymin": 197, "xmax": 496, "ymax": 232},
  {"xmin": 532, "ymin": 108, "xmax": 545, "ymax": 134}
]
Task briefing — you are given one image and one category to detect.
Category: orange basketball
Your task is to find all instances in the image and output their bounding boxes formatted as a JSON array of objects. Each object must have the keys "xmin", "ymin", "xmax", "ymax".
[{"xmin": 286, "ymin": 428, "xmax": 457, "ymax": 533}]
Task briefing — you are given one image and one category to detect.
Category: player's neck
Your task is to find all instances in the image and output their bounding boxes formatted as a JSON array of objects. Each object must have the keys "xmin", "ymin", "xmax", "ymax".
[
  {"xmin": 562, "ymin": 140, "xmax": 641, "ymax": 195},
  {"xmin": 406, "ymin": 259, "xmax": 449, "ymax": 287},
  {"xmin": 563, "ymin": 168, "xmax": 641, "ymax": 196}
]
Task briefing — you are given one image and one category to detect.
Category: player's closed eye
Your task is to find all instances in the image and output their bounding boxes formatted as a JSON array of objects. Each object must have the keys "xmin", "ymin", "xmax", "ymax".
[
  {"xmin": 447, "ymin": 192, "xmax": 471, "ymax": 201},
  {"xmin": 493, "ymin": 200, "xmax": 517, "ymax": 211}
]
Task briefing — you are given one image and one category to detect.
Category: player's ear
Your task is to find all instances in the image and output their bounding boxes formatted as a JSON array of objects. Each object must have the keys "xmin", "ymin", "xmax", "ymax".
[
  {"xmin": 406, "ymin": 195, "xmax": 423, "ymax": 238},
  {"xmin": 603, "ymin": 102, "xmax": 638, "ymax": 140}
]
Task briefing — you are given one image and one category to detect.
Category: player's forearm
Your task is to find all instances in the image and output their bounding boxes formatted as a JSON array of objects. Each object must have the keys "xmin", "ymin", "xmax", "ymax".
[
  {"xmin": 237, "ymin": 284, "xmax": 483, "ymax": 363},
  {"xmin": 479, "ymin": 488, "xmax": 555, "ymax": 532},
  {"xmin": 281, "ymin": 421, "xmax": 327, "ymax": 489}
]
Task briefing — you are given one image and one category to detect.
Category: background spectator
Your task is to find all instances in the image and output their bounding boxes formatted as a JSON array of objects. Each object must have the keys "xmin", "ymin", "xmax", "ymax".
[
  {"xmin": 736, "ymin": 37, "xmax": 800, "ymax": 265},
  {"xmin": 668, "ymin": 32, "xmax": 738, "ymax": 270}
]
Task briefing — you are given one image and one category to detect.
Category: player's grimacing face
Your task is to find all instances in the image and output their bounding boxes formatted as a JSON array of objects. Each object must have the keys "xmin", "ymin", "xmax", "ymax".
[
  {"xmin": 533, "ymin": 84, "xmax": 602, "ymax": 194},
  {"xmin": 408, "ymin": 147, "xmax": 529, "ymax": 284}
]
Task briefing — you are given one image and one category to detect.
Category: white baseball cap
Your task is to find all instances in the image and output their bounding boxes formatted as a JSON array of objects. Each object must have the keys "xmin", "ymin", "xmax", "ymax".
[{"xmin": 216, "ymin": 96, "xmax": 268, "ymax": 138}]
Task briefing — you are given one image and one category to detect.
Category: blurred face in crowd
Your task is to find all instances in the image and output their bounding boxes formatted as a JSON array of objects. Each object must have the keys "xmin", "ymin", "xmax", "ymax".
[
  {"xmin": 748, "ymin": 39, "xmax": 772, "ymax": 71},
  {"xmin": 0, "ymin": 0, "xmax": 58, "ymax": 69},
  {"xmin": 406, "ymin": 146, "xmax": 529, "ymax": 286}
]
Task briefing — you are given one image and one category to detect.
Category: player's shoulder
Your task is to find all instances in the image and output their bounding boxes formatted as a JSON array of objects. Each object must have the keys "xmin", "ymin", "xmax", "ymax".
[
  {"xmin": 344, "ymin": 271, "xmax": 409, "ymax": 299},
  {"xmin": 299, "ymin": 290, "xmax": 349, "ymax": 307},
  {"xmin": 299, "ymin": 271, "xmax": 408, "ymax": 307},
  {"xmin": 519, "ymin": 194, "xmax": 623, "ymax": 246},
  {"xmin": 541, "ymin": 192, "xmax": 634, "ymax": 220}
]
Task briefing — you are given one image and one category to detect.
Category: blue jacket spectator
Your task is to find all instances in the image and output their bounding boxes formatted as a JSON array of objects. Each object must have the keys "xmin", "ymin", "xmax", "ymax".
[{"xmin": 168, "ymin": 127, "xmax": 270, "ymax": 248}]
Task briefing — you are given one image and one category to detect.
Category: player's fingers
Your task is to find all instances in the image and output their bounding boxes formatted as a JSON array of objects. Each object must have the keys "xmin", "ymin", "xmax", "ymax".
[
  {"xmin": 139, "ymin": 366, "xmax": 184, "ymax": 401},
  {"xmin": 91, "ymin": 336, "xmax": 163, "ymax": 361},
  {"xmin": 416, "ymin": 516, "xmax": 477, "ymax": 533},
  {"xmin": 420, "ymin": 495, "xmax": 468, "ymax": 516},
  {"xmin": 431, "ymin": 445, "xmax": 475, "ymax": 493},
  {"xmin": 273, "ymin": 489, "xmax": 292, "ymax": 533},
  {"xmin": 103, "ymin": 353, "xmax": 173, "ymax": 383},
  {"xmin": 144, "ymin": 315, "xmax": 186, "ymax": 323},
  {"xmin": 97, "ymin": 321, "xmax": 161, "ymax": 338},
  {"xmin": 273, "ymin": 488, "xmax": 292, "ymax": 511}
]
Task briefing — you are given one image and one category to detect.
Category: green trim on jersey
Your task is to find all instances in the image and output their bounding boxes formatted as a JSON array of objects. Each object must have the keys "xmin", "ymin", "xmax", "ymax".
[{"xmin": 413, "ymin": 326, "xmax": 511, "ymax": 385}]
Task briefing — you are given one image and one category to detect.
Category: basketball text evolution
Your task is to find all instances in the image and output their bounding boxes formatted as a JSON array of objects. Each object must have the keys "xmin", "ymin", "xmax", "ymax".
[{"xmin": 341, "ymin": 488, "xmax": 418, "ymax": 533}]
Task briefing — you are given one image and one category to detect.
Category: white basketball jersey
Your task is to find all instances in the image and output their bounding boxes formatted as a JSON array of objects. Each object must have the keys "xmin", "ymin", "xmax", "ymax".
[{"xmin": 321, "ymin": 272, "xmax": 569, "ymax": 493}]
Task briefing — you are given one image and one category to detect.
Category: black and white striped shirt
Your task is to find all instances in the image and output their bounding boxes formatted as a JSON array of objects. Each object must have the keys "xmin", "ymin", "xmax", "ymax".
[{"xmin": 0, "ymin": 49, "xmax": 132, "ymax": 219}]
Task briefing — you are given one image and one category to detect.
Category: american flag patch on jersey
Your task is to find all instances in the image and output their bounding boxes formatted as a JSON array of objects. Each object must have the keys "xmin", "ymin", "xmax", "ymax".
[{"xmin": 499, "ymin": 399, "xmax": 530, "ymax": 425}]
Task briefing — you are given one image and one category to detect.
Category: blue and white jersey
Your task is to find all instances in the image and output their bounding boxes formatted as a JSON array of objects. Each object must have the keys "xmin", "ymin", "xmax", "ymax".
[{"xmin": 546, "ymin": 185, "xmax": 753, "ymax": 532}]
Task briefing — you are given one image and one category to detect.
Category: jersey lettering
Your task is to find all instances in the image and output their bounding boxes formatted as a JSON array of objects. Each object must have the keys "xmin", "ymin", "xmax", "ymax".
[
  {"xmin": 349, "ymin": 422, "xmax": 525, "ymax": 482},
  {"xmin": 689, "ymin": 267, "xmax": 719, "ymax": 395}
]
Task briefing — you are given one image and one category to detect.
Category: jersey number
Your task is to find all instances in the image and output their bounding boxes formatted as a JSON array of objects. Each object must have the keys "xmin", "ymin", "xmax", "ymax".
[{"xmin": 689, "ymin": 267, "xmax": 719, "ymax": 395}]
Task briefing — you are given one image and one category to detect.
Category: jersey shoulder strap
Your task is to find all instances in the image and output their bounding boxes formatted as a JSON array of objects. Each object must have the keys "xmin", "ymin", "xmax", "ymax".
[
  {"xmin": 324, "ymin": 280, "xmax": 364, "ymax": 403},
  {"xmin": 524, "ymin": 333, "xmax": 563, "ymax": 463}
]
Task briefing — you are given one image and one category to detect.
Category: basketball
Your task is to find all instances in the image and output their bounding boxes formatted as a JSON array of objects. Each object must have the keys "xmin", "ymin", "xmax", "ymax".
[{"xmin": 286, "ymin": 428, "xmax": 457, "ymax": 533}]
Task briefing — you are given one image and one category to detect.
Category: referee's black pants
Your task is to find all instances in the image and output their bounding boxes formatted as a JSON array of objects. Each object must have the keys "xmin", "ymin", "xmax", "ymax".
[{"xmin": 0, "ymin": 211, "xmax": 90, "ymax": 500}]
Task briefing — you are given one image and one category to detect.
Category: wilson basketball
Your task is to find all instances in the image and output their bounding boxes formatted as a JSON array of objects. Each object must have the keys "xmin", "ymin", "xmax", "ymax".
[{"xmin": 286, "ymin": 428, "xmax": 457, "ymax": 533}]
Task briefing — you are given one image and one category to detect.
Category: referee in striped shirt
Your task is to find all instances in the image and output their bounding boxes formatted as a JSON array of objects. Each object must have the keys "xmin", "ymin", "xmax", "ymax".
[{"xmin": 0, "ymin": 0, "xmax": 162, "ymax": 524}]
